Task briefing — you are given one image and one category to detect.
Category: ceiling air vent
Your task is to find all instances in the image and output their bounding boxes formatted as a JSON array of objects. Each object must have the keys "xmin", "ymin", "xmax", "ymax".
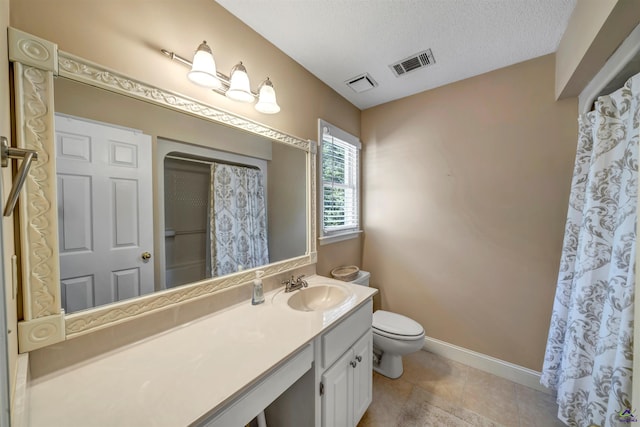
[
  {"xmin": 345, "ymin": 73, "xmax": 378, "ymax": 93},
  {"xmin": 389, "ymin": 49, "xmax": 436, "ymax": 77}
]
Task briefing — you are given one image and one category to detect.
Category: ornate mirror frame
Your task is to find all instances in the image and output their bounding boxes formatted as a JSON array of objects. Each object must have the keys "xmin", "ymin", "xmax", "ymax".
[{"xmin": 8, "ymin": 28, "xmax": 317, "ymax": 352}]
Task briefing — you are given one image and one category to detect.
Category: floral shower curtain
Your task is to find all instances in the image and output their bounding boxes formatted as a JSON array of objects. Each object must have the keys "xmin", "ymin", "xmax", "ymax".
[
  {"xmin": 208, "ymin": 163, "xmax": 269, "ymax": 277},
  {"xmin": 541, "ymin": 73, "xmax": 639, "ymax": 427}
]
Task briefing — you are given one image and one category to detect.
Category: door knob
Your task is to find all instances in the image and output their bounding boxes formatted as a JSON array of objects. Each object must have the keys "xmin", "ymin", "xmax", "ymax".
[{"xmin": 141, "ymin": 252, "xmax": 152, "ymax": 261}]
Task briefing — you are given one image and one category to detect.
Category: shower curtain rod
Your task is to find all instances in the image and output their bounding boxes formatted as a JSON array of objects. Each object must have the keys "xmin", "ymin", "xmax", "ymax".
[
  {"xmin": 165, "ymin": 154, "xmax": 261, "ymax": 170},
  {"xmin": 579, "ymin": 23, "xmax": 640, "ymax": 114}
]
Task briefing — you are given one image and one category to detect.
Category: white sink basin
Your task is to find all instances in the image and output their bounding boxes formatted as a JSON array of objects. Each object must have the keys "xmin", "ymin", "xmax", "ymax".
[{"xmin": 286, "ymin": 284, "xmax": 349, "ymax": 312}]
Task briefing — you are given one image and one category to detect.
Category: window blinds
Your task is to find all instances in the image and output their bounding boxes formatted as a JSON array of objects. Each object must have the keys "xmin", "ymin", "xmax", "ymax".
[{"xmin": 319, "ymin": 120, "xmax": 361, "ymax": 235}]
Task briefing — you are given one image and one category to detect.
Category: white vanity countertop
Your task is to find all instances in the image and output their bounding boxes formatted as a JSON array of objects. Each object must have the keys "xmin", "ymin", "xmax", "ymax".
[{"xmin": 27, "ymin": 275, "xmax": 377, "ymax": 427}]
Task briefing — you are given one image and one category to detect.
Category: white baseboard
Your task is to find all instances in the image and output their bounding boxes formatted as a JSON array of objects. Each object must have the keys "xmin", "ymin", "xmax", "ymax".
[{"xmin": 421, "ymin": 336, "xmax": 553, "ymax": 395}]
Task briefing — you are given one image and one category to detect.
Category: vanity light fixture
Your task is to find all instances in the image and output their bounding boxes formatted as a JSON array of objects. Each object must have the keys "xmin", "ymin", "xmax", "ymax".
[{"xmin": 161, "ymin": 41, "xmax": 281, "ymax": 114}]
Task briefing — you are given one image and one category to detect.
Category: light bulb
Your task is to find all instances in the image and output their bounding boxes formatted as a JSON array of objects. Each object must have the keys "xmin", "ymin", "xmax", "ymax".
[
  {"xmin": 255, "ymin": 78, "xmax": 280, "ymax": 114},
  {"xmin": 187, "ymin": 41, "xmax": 221, "ymax": 89},
  {"xmin": 226, "ymin": 62, "xmax": 255, "ymax": 103}
]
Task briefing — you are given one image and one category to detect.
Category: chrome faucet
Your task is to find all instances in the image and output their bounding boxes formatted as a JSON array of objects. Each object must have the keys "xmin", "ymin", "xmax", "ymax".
[{"xmin": 283, "ymin": 275, "xmax": 308, "ymax": 293}]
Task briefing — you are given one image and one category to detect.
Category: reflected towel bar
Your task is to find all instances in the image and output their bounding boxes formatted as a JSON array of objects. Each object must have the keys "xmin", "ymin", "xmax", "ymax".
[{"xmin": 1, "ymin": 136, "xmax": 38, "ymax": 217}]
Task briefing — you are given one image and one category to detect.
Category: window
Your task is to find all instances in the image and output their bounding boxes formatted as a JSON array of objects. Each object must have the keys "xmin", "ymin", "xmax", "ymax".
[{"xmin": 318, "ymin": 119, "xmax": 361, "ymax": 244}]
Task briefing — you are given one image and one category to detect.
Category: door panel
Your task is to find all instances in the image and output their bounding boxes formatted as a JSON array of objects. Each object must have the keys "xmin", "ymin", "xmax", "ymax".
[
  {"xmin": 112, "ymin": 178, "xmax": 139, "ymax": 247},
  {"xmin": 58, "ymin": 174, "xmax": 92, "ymax": 251},
  {"xmin": 110, "ymin": 141, "xmax": 138, "ymax": 167},
  {"xmin": 113, "ymin": 268, "xmax": 140, "ymax": 300},
  {"xmin": 352, "ymin": 332, "xmax": 373, "ymax": 425},
  {"xmin": 60, "ymin": 275, "xmax": 94, "ymax": 313},
  {"xmin": 57, "ymin": 131, "xmax": 91, "ymax": 161},
  {"xmin": 55, "ymin": 114, "xmax": 153, "ymax": 312},
  {"xmin": 321, "ymin": 349, "xmax": 353, "ymax": 427}
]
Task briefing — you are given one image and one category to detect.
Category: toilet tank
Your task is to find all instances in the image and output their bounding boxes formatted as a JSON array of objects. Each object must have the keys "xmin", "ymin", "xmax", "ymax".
[{"xmin": 350, "ymin": 271, "xmax": 370, "ymax": 286}]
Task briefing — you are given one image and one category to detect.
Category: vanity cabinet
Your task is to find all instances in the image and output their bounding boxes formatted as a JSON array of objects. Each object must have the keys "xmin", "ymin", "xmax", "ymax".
[{"xmin": 319, "ymin": 300, "xmax": 373, "ymax": 427}]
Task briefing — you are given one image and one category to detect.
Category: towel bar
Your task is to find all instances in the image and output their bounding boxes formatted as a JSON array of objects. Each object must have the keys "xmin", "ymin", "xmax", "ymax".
[{"xmin": 1, "ymin": 136, "xmax": 38, "ymax": 217}]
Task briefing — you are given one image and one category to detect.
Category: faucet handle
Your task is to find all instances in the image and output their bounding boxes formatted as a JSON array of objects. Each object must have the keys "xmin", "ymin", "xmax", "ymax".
[{"xmin": 296, "ymin": 274, "xmax": 308, "ymax": 287}]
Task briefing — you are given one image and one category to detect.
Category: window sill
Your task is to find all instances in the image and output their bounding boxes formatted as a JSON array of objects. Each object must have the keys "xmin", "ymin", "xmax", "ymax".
[{"xmin": 318, "ymin": 230, "xmax": 363, "ymax": 246}]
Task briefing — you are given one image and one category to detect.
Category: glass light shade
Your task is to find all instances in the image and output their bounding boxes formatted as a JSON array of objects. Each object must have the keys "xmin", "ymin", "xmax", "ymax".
[
  {"xmin": 226, "ymin": 62, "xmax": 255, "ymax": 103},
  {"xmin": 255, "ymin": 78, "xmax": 280, "ymax": 114},
  {"xmin": 187, "ymin": 41, "xmax": 221, "ymax": 89}
]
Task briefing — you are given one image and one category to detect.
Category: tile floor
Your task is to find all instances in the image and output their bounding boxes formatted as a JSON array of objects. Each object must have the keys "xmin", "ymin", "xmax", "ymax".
[{"xmin": 358, "ymin": 350, "xmax": 565, "ymax": 427}]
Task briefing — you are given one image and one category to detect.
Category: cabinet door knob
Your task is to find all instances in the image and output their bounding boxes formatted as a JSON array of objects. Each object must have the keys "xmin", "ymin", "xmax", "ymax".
[
  {"xmin": 355, "ymin": 355, "xmax": 362, "ymax": 362},
  {"xmin": 350, "ymin": 360, "xmax": 357, "ymax": 368}
]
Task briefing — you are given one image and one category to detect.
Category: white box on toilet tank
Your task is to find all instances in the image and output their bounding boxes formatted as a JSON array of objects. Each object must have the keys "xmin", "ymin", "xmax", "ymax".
[{"xmin": 350, "ymin": 271, "xmax": 370, "ymax": 286}]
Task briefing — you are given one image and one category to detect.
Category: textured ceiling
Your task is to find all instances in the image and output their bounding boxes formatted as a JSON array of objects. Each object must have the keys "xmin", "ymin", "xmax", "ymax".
[{"xmin": 215, "ymin": 0, "xmax": 577, "ymax": 110}]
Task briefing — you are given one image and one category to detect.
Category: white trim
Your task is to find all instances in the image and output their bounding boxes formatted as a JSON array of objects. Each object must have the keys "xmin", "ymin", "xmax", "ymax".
[
  {"xmin": 318, "ymin": 119, "xmax": 361, "ymax": 149},
  {"xmin": 421, "ymin": 335, "xmax": 553, "ymax": 395},
  {"xmin": 579, "ymin": 23, "xmax": 640, "ymax": 114},
  {"xmin": 318, "ymin": 230, "xmax": 362, "ymax": 245}
]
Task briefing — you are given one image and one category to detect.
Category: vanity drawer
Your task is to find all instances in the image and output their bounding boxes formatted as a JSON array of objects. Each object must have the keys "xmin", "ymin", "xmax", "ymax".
[{"xmin": 320, "ymin": 299, "xmax": 373, "ymax": 370}]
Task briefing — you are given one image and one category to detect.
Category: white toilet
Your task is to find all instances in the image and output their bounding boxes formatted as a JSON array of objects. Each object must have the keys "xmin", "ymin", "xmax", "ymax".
[{"xmin": 350, "ymin": 271, "xmax": 425, "ymax": 379}]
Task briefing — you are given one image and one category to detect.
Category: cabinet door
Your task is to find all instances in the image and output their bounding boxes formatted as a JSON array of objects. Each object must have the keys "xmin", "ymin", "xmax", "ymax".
[
  {"xmin": 352, "ymin": 331, "xmax": 373, "ymax": 425},
  {"xmin": 321, "ymin": 349, "xmax": 354, "ymax": 427}
]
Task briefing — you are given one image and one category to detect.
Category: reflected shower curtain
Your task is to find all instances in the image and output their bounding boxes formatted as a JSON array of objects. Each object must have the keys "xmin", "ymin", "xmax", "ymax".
[
  {"xmin": 541, "ymin": 73, "xmax": 638, "ymax": 427},
  {"xmin": 208, "ymin": 163, "xmax": 269, "ymax": 277}
]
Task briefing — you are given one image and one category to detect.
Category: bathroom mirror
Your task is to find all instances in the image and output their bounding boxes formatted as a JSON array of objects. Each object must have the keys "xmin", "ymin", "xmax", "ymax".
[
  {"xmin": 9, "ymin": 28, "xmax": 317, "ymax": 352},
  {"xmin": 54, "ymin": 77, "xmax": 308, "ymax": 313}
]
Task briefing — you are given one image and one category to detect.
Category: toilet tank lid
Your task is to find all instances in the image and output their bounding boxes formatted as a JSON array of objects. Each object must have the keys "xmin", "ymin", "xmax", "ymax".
[
  {"xmin": 350, "ymin": 270, "xmax": 370, "ymax": 285},
  {"xmin": 373, "ymin": 310, "xmax": 424, "ymax": 337}
]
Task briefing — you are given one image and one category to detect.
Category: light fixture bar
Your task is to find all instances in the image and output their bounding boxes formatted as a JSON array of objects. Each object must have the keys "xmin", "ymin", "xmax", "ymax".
[
  {"xmin": 161, "ymin": 45, "xmax": 280, "ymax": 114},
  {"xmin": 161, "ymin": 49, "xmax": 259, "ymax": 97}
]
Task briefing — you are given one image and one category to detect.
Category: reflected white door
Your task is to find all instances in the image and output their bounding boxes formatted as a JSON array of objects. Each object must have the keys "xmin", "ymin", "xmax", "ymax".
[{"xmin": 55, "ymin": 114, "xmax": 153, "ymax": 312}]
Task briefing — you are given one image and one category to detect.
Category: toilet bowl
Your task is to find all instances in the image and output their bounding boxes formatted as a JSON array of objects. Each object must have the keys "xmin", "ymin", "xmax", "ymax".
[
  {"xmin": 349, "ymin": 271, "xmax": 425, "ymax": 379},
  {"xmin": 371, "ymin": 310, "xmax": 425, "ymax": 378}
]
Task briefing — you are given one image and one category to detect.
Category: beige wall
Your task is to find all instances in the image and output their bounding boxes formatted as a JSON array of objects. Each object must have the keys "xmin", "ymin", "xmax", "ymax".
[
  {"xmin": 556, "ymin": 0, "xmax": 640, "ymax": 99},
  {"xmin": 316, "ymin": 238, "xmax": 363, "ymax": 278},
  {"xmin": 361, "ymin": 54, "xmax": 577, "ymax": 370}
]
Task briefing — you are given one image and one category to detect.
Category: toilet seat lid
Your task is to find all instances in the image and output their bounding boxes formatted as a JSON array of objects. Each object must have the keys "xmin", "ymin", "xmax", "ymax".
[{"xmin": 372, "ymin": 310, "xmax": 424, "ymax": 338}]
